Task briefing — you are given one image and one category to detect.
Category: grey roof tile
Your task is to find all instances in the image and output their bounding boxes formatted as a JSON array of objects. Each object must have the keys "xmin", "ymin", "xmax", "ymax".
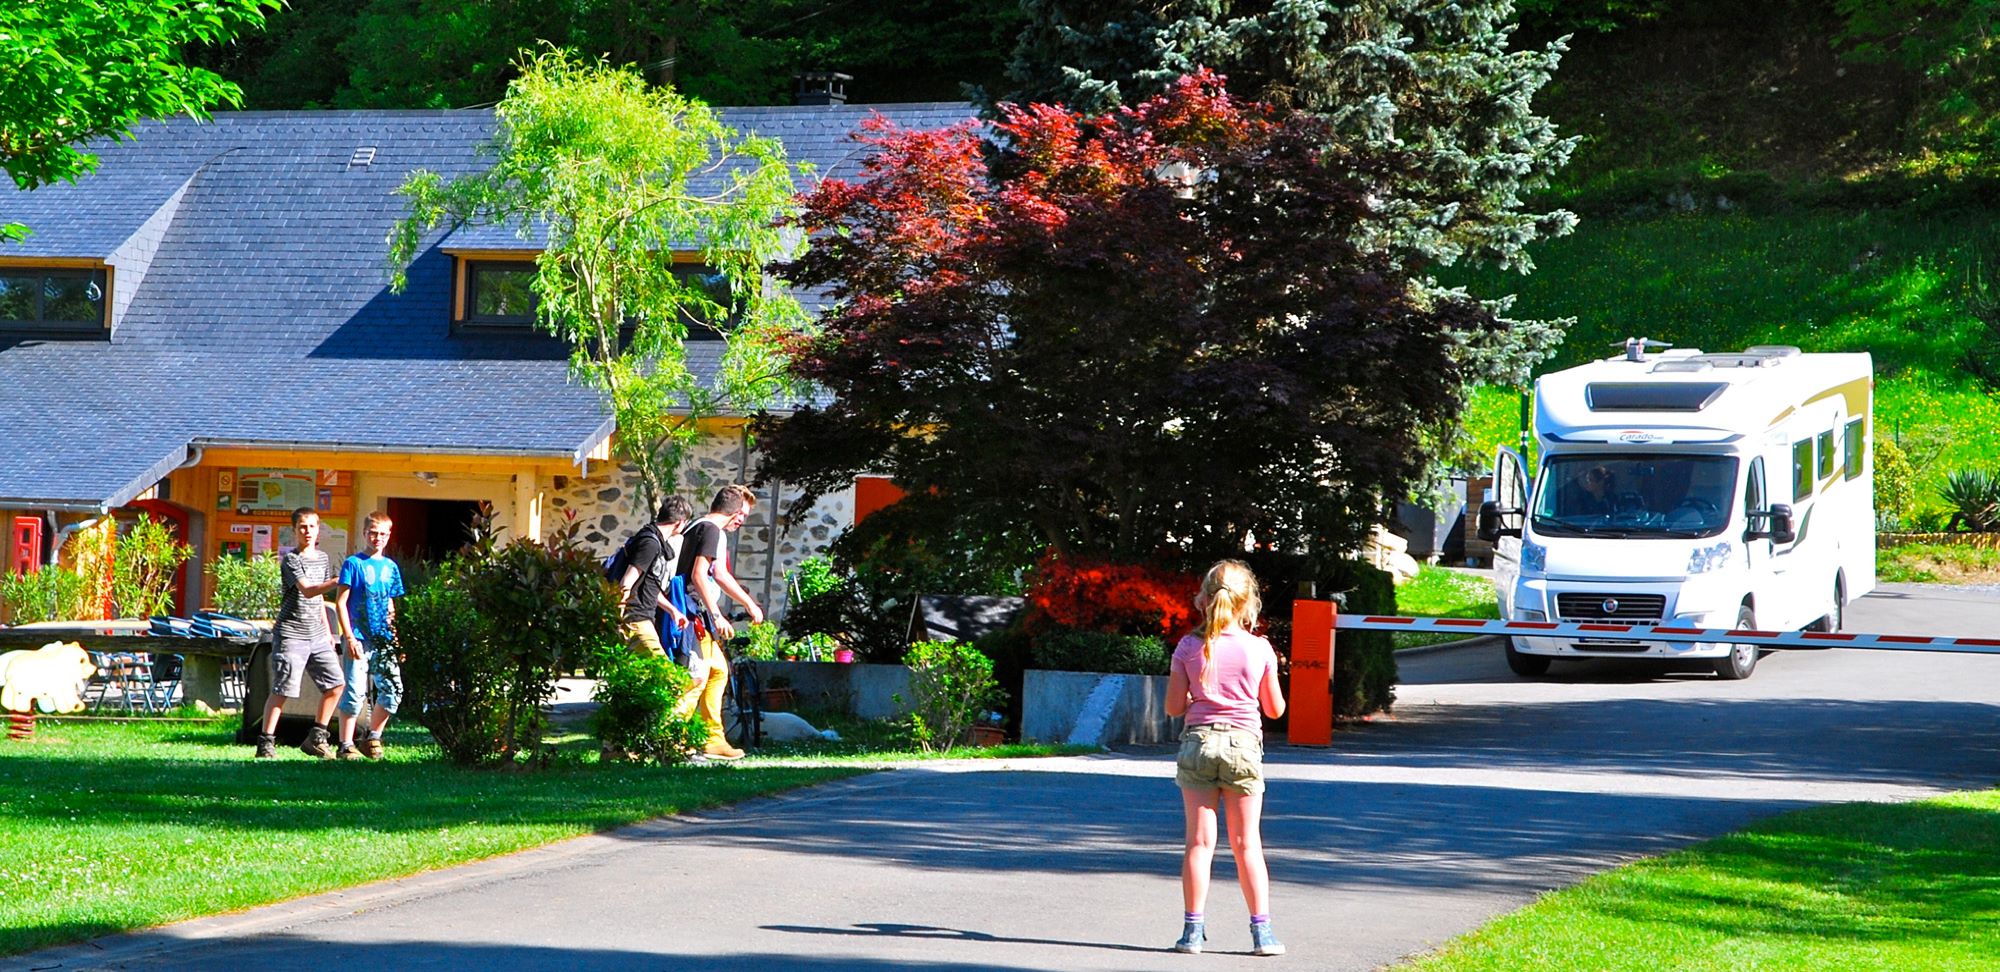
[{"xmin": 0, "ymin": 104, "xmax": 977, "ymax": 508}]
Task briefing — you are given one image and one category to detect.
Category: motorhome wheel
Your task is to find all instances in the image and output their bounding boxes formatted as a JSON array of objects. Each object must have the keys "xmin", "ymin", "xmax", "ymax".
[
  {"xmin": 1504, "ymin": 638, "xmax": 1551, "ymax": 677},
  {"xmin": 1714, "ymin": 605, "xmax": 1760, "ymax": 680}
]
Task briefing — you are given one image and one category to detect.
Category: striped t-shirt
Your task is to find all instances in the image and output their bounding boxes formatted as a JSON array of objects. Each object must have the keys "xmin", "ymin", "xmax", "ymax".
[{"xmin": 275, "ymin": 549, "xmax": 333, "ymax": 645}]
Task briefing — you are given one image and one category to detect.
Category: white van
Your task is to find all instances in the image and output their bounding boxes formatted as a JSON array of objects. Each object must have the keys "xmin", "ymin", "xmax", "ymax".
[{"xmin": 1479, "ymin": 340, "xmax": 1875, "ymax": 679}]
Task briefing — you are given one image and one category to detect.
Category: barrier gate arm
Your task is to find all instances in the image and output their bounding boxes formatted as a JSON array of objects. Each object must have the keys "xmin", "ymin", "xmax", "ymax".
[{"xmin": 1332, "ymin": 614, "xmax": 2000, "ymax": 656}]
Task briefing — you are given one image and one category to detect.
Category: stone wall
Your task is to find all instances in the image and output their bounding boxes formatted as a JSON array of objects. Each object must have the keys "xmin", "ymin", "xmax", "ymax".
[{"xmin": 545, "ymin": 429, "xmax": 855, "ymax": 617}]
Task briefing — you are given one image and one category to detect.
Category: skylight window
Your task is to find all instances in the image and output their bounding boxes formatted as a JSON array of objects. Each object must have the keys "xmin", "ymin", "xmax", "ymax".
[{"xmin": 1585, "ymin": 382, "xmax": 1728, "ymax": 412}]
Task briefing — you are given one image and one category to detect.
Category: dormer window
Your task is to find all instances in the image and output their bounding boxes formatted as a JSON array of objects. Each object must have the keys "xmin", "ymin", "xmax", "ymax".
[
  {"xmin": 673, "ymin": 264, "xmax": 734, "ymax": 341},
  {"xmin": 0, "ymin": 265, "xmax": 109, "ymax": 336},
  {"xmin": 460, "ymin": 260, "xmax": 539, "ymax": 330}
]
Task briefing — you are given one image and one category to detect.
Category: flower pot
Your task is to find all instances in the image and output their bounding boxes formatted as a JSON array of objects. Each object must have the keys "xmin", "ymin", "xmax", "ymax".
[
  {"xmin": 833, "ymin": 649, "xmax": 855, "ymax": 664},
  {"xmin": 760, "ymin": 687, "xmax": 796, "ymax": 712},
  {"xmin": 969, "ymin": 724, "xmax": 1005, "ymax": 747}
]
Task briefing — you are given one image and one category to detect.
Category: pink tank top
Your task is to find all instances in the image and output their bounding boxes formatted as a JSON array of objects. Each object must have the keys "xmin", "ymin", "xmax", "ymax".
[{"xmin": 1172, "ymin": 630, "xmax": 1275, "ymax": 736}]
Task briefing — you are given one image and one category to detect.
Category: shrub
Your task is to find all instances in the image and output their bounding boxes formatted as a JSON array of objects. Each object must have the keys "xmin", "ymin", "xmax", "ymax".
[
  {"xmin": 733, "ymin": 621, "xmax": 784, "ymax": 661},
  {"xmin": 901, "ymin": 640, "xmax": 1004, "ymax": 752},
  {"xmin": 1938, "ymin": 469, "xmax": 2000, "ymax": 532},
  {"xmin": 1030, "ymin": 629, "xmax": 1171, "ymax": 675},
  {"xmin": 400, "ymin": 505, "xmax": 623, "ymax": 766},
  {"xmin": 1238, "ymin": 551, "xmax": 1397, "ymax": 721},
  {"xmin": 1021, "ymin": 554, "xmax": 1198, "ymax": 639},
  {"xmin": 396, "ymin": 577, "xmax": 501, "ymax": 765},
  {"xmin": 111, "ymin": 515, "xmax": 191, "ymax": 619},
  {"xmin": 0, "ymin": 565, "xmax": 88, "ymax": 624},
  {"xmin": 779, "ymin": 573, "xmax": 905, "ymax": 662},
  {"xmin": 588, "ymin": 643, "xmax": 705, "ymax": 763},
  {"xmin": 1874, "ymin": 438, "xmax": 1918, "ymax": 531},
  {"xmin": 208, "ymin": 553, "xmax": 282, "ymax": 618}
]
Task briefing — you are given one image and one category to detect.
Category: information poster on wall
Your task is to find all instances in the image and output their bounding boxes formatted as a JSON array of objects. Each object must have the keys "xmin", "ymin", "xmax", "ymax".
[
  {"xmin": 236, "ymin": 468, "xmax": 316, "ymax": 516},
  {"xmin": 251, "ymin": 524, "xmax": 273, "ymax": 555}
]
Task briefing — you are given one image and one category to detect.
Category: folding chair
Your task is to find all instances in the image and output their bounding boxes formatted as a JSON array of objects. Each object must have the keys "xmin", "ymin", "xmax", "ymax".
[{"xmin": 149, "ymin": 653, "xmax": 184, "ymax": 710}]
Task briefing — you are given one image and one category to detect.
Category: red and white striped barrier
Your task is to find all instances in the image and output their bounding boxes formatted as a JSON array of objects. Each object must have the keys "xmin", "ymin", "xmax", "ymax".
[{"xmin": 1333, "ymin": 613, "xmax": 2000, "ymax": 655}]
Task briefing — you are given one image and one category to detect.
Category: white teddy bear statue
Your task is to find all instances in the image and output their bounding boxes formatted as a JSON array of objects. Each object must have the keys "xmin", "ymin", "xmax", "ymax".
[{"xmin": 0, "ymin": 641, "xmax": 96, "ymax": 714}]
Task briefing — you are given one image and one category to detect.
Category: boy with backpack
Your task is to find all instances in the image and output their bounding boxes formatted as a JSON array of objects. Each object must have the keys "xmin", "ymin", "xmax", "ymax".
[{"xmin": 613, "ymin": 497, "xmax": 695, "ymax": 661}]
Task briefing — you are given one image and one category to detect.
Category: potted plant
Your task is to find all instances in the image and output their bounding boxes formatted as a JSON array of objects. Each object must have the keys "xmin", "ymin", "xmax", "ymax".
[
  {"xmin": 969, "ymin": 711, "xmax": 1006, "ymax": 747},
  {"xmin": 761, "ymin": 674, "xmax": 796, "ymax": 712}
]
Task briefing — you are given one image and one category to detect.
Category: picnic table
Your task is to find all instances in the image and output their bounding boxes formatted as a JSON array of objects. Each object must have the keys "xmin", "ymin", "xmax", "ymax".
[{"xmin": 0, "ymin": 619, "xmax": 269, "ymax": 710}]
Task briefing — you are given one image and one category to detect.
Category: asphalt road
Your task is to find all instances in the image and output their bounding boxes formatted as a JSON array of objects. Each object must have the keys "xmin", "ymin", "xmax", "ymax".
[{"xmin": 17, "ymin": 584, "xmax": 2000, "ymax": 972}]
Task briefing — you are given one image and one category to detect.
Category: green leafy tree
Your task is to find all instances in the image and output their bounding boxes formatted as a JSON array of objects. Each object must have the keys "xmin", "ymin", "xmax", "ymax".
[
  {"xmin": 1001, "ymin": 0, "xmax": 1578, "ymax": 480},
  {"xmin": 110, "ymin": 515, "xmax": 193, "ymax": 620},
  {"xmin": 390, "ymin": 49, "xmax": 809, "ymax": 507},
  {"xmin": 0, "ymin": 0, "xmax": 280, "ymax": 240}
]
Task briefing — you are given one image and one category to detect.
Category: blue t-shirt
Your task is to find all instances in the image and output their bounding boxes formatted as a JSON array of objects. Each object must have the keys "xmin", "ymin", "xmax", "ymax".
[{"xmin": 339, "ymin": 551, "xmax": 405, "ymax": 641}]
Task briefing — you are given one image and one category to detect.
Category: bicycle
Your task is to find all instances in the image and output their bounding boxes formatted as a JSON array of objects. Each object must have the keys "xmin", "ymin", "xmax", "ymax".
[{"xmin": 722, "ymin": 634, "xmax": 764, "ymax": 751}]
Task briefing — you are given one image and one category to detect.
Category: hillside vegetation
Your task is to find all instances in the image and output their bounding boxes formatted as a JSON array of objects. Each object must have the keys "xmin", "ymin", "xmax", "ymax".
[{"xmin": 1455, "ymin": 1, "xmax": 2000, "ymax": 519}]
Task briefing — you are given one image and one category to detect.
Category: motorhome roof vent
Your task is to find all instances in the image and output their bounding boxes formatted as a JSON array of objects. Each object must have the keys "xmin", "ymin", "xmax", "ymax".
[
  {"xmin": 1585, "ymin": 381, "xmax": 1728, "ymax": 411},
  {"xmin": 1745, "ymin": 345, "xmax": 1802, "ymax": 358},
  {"xmin": 1650, "ymin": 359, "xmax": 1714, "ymax": 373},
  {"xmin": 1689, "ymin": 353, "xmax": 1781, "ymax": 368}
]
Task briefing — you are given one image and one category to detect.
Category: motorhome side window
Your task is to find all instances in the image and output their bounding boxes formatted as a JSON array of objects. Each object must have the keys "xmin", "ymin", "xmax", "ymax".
[
  {"xmin": 1816, "ymin": 429, "xmax": 1836, "ymax": 481},
  {"xmin": 1791, "ymin": 439, "xmax": 1814, "ymax": 501},
  {"xmin": 1531, "ymin": 453, "xmax": 1739, "ymax": 538},
  {"xmin": 1745, "ymin": 457, "xmax": 1766, "ymax": 516},
  {"xmin": 1843, "ymin": 419, "xmax": 1865, "ymax": 480}
]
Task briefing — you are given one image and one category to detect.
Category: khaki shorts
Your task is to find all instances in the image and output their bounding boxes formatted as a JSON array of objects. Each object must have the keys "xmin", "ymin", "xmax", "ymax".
[
  {"xmin": 1175, "ymin": 724, "xmax": 1265, "ymax": 795},
  {"xmin": 621, "ymin": 620, "xmax": 667, "ymax": 658}
]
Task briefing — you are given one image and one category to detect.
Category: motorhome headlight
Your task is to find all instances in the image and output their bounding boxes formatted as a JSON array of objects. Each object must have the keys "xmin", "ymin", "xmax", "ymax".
[
  {"xmin": 1521, "ymin": 540, "xmax": 1548, "ymax": 576},
  {"xmin": 1686, "ymin": 541, "xmax": 1734, "ymax": 575}
]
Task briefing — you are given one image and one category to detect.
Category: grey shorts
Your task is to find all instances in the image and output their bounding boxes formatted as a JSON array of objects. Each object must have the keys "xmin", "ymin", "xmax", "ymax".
[
  {"xmin": 271, "ymin": 635, "xmax": 343, "ymax": 698},
  {"xmin": 1176, "ymin": 724, "xmax": 1266, "ymax": 795}
]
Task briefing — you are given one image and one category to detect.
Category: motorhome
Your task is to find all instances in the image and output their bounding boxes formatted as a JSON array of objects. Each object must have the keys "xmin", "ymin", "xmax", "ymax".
[{"xmin": 1479, "ymin": 339, "xmax": 1875, "ymax": 679}]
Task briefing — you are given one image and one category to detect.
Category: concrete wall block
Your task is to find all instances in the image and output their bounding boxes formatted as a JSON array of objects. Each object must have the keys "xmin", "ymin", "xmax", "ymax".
[
  {"xmin": 1020, "ymin": 669, "xmax": 1181, "ymax": 746},
  {"xmin": 754, "ymin": 660, "xmax": 913, "ymax": 721}
]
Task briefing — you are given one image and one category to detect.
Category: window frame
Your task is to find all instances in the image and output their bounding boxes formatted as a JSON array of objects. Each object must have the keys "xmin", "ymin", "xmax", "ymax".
[
  {"xmin": 1791, "ymin": 439, "xmax": 1814, "ymax": 502},
  {"xmin": 456, "ymin": 259, "xmax": 541, "ymax": 331},
  {"xmin": 0, "ymin": 264, "xmax": 111, "ymax": 337},
  {"xmin": 1842, "ymin": 419, "xmax": 1866, "ymax": 481}
]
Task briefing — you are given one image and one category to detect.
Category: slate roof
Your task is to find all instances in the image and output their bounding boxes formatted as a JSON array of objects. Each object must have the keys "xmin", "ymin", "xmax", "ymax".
[{"xmin": 0, "ymin": 102, "xmax": 977, "ymax": 511}]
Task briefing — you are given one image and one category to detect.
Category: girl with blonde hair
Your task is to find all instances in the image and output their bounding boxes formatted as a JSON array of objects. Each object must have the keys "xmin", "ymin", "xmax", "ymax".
[{"xmin": 1165, "ymin": 559, "xmax": 1287, "ymax": 956}]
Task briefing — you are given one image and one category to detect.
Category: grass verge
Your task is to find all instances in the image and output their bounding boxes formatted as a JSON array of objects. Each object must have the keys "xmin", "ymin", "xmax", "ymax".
[
  {"xmin": 1404, "ymin": 788, "xmax": 2000, "ymax": 971},
  {"xmin": 0, "ymin": 718, "xmax": 864, "ymax": 956},
  {"xmin": 1394, "ymin": 565, "xmax": 1499, "ymax": 650},
  {"xmin": 1877, "ymin": 542, "xmax": 2000, "ymax": 584}
]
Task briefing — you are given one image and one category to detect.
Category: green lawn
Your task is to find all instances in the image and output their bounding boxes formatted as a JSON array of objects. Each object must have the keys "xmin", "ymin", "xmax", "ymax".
[
  {"xmin": 1404, "ymin": 789, "xmax": 2000, "ymax": 971},
  {"xmin": 1393, "ymin": 565, "xmax": 1500, "ymax": 650},
  {"xmin": 0, "ymin": 718, "xmax": 868, "ymax": 956}
]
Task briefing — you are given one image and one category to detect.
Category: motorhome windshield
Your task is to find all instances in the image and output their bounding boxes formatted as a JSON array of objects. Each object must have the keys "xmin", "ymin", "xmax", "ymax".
[{"xmin": 1533, "ymin": 454, "xmax": 1740, "ymax": 539}]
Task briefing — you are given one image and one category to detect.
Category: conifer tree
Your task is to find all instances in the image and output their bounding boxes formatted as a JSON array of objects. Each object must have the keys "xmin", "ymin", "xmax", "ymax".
[{"xmin": 1003, "ymin": 0, "xmax": 1578, "ymax": 412}]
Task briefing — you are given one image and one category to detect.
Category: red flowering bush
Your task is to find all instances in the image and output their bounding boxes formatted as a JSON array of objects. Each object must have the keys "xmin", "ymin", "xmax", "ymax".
[{"xmin": 1022, "ymin": 553, "xmax": 1198, "ymax": 639}]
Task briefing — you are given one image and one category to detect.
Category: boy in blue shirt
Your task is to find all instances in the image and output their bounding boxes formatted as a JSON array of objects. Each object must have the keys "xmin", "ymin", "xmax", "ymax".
[{"xmin": 334, "ymin": 511, "xmax": 405, "ymax": 760}]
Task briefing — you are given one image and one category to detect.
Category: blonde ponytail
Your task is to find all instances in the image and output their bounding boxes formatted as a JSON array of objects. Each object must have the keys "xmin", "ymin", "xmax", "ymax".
[{"xmin": 1196, "ymin": 560, "xmax": 1262, "ymax": 688}]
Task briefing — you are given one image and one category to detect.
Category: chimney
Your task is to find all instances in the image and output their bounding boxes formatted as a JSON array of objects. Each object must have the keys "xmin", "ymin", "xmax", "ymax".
[{"xmin": 795, "ymin": 71, "xmax": 853, "ymax": 106}]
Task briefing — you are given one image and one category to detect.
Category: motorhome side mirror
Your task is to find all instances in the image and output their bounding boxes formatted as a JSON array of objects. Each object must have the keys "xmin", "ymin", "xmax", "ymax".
[
  {"xmin": 1477, "ymin": 501, "xmax": 1521, "ymax": 542},
  {"xmin": 1748, "ymin": 504, "xmax": 1796, "ymax": 544},
  {"xmin": 1768, "ymin": 504, "xmax": 1795, "ymax": 544}
]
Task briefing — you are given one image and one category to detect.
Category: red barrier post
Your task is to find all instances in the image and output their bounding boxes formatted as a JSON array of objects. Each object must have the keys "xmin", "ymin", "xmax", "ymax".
[{"xmin": 1288, "ymin": 598, "xmax": 1335, "ymax": 747}]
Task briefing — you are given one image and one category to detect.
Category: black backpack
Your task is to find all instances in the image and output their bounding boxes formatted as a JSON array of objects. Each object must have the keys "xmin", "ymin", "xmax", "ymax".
[{"xmin": 604, "ymin": 524, "xmax": 662, "ymax": 585}]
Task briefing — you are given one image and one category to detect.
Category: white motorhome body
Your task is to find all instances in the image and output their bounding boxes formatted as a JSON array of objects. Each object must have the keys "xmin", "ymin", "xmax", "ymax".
[{"xmin": 1483, "ymin": 344, "xmax": 1875, "ymax": 679}]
